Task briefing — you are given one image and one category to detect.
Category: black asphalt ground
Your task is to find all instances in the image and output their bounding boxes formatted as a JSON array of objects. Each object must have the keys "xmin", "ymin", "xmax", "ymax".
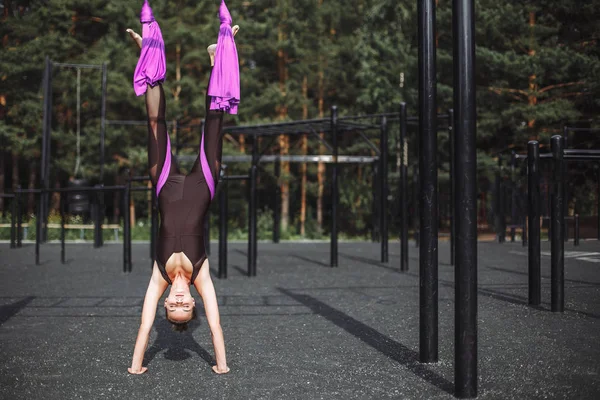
[{"xmin": 1, "ymin": 240, "xmax": 599, "ymax": 399}]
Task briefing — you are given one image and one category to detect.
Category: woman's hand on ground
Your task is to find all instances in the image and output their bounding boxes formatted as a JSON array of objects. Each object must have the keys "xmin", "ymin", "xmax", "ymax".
[
  {"xmin": 128, "ymin": 367, "xmax": 148, "ymax": 375},
  {"xmin": 212, "ymin": 365, "xmax": 230, "ymax": 375}
]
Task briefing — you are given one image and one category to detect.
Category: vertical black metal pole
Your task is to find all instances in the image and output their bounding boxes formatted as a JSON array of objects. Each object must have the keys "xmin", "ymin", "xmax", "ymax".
[
  {"xmin": 273, "ymin": 158, "xmax": 281, "ymax": 243},
  {"xmin": 219, "ymin": 179, "xmax": 228, "ymax": 279},
  {"xmin": 43, "ymin": 62, "xmax": 53, "ymax": 243},
  {"xmin": 122, "ymin": 186, "xmax": 129, "ymax": 273},
  {"xmin": 413, "ymin": 163, "xmax": 420, "ymax": 248},
  {"xmin": 400, "ymin": 103, "xmax": 409, "ymax": 271},
  {"xmin": 448, "ymin": 109, "xmax": 456, "ymax": 266},
  {"xmin": 93, "ymin": 188, "xmax": 102, "ymax": 248},
  {"xmin": 510, "ymin": 151, "xmax": 517, "ymax": 243},
  {"xmin": 41, "ymin": 58, "xmax": 49, "ymax": 200},
  {"xmin": 60, "ymin": 192, "xmax": 66, "ymax": 264},
  {"xmin": 151, "ymin": 189, "xmax": 158, "ymax": 263},
  {"xmin": 550, "ymin": 135, "xmax": 564, "ymax": 313},
  {"xmin": 418, "ymin": 0, "xmax": 438, "ymax": 364},
  {"xmin": 16, "ymin": 188, "xmax": 22, "ymax": 247},
  {"xmin": 454, "ymin": 0, "xmax": 478, "ymax": 395},
  {"xmin": 372, "ymin": 160, "xmax": 380, "ymax": 242},
  {"xmin": 495, "ymin": 157, "xmax": 503, "ymax": 242},
  {"xmin": 562, "ymin": 126, "xmax": 569, "ymax": 243},
  {"xmin": 597, "ymin": 165, "xmax": 600, "ymax": 241},
  {"xmin": 126, "ymin": 176, "xmax": 133, "ymax": 272},
  {"xmin": 100, "ymin": 62, "xmax": 107, "ymax": 181},
  {"xmin": 35, "ymin": 192, "xmax": 41, "ymax": 265},
  {"xmin": 330, "ymin": 106, "xmax": 339, "ymax": 267},
  {"xmin": 248, "ymin": 134, "xmax": 258, "ymax": 276},
  {"xmin": 527, "ymin": 141, "xmax": 541, "ymax": 306},
  {"xmin": 574, "ymin": 214, "xmax": 580, "ymax": 246},
  {"xmin": 205, "ymin": 214, "xmax": 211, "ymax": 256},
  {"xmin": 380, "ymin": 116, "xmax": 389, "ymax": 263},
  {"xmin": 40, "ymin": 57, "xmax": 52, "ymax": 243},
  {"xmin": 10, "ymin": 197, "xmax": 16, "ymax": 249}
]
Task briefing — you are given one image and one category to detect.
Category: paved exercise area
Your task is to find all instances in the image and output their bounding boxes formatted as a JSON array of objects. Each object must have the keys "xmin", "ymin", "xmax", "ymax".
[{"xmin": 1, "ymin": 240, "xmax": 599, "ymax": 399}]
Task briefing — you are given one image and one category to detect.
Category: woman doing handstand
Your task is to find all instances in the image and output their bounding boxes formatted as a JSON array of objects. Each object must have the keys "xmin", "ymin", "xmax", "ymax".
[{"xmin": 126, "ymin": 0, "xmax": 240, "ymax": 375}]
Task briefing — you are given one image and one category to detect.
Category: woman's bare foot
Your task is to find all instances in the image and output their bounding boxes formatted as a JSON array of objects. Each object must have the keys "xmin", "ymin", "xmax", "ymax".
[
  {"xmin": 212, "ymin": 365, "xmax": 230, "ymax": 374},
  {"xmin": 207, "ymin": 44, "xmax": 217, "ymax": 66},
  {"xmin": 207, "ymin": 25, "xmax": 239, "ymax": 66},
  {"xmin": 126, "ymin": 28, "xmax": 143, "ymax": 49}
]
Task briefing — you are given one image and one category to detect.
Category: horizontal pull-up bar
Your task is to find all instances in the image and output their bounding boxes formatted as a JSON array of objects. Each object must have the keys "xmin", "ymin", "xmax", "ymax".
[
  {"xmin": 12, "ymin": 186, "xmax": 125, "ymax": 194},
  {"xmin": 220, "ymin": 175, "xmax": 250, "ymax": 181},
  {"xmin": 564, "ymin": 127, "xmax": 600, "ymax": 133},
  {"xmin": 52, "ymin": 62, "xmax": 104, "ymax": 69},
  {"xmin": 106, "ymin": 120, "xmax": 181, "ymax": 127},
  {"xmin": 177, "ymin": 155, "xmax": 379, "ymax": 164},
  {"xmin": 515, "ymin": 150, "xmax": 600, "ymax": 161}
]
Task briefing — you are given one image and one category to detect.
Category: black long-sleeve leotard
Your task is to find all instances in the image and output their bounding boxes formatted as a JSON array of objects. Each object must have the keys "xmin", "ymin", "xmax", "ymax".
[{"xmin": 146, "ymin": 80, "xmax": 223, "ymax": 284}]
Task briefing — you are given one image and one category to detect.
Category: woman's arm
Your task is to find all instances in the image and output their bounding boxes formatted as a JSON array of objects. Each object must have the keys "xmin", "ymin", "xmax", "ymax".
[
  {"xmin": 129, "ymin": 263, "xmax": 168, "ymax": 374},
  {"xmin": 194, "ymin": 261, "xmax": 229, "ymax": 374}
]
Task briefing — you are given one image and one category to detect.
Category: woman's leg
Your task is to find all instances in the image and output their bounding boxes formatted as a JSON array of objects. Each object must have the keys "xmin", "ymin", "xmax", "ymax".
[{"xmin": 145, "ymin": 84, "xmax": 169, "ymax": 185}]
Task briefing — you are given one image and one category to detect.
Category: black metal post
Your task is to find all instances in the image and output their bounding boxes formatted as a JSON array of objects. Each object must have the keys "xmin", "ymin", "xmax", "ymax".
[
  {"xmin": 563, "ymin": 126, "xmax": 569, "ymax": 243},
  {"xmin": 510, "ymin": 151, "xmax": 517, "ymax": 243},
  {"xmin": 16, "ymin": 188, "xmax": 22, "ymax": 247},
  {"xmin": 550, "ymin": 135, "xmax": 564, "ymax": 313},
  {"xmin": 123, "ymin": 184, "xmax": 129, "ymax": 273},
  {"xmin": 219, "ymin": 179, "xmax": 228, "ymax": 279},
  {"xmin": 448, "ymin": 109, "xmax": 456, "ymax": 266},
  {"xmin": 205, "ymin": 214, "xmax": 211, "ymax": 256},
  {"xmin": 372, "ymin": 160, "xmax": 380, "ymax": 242},
  {"xmin": 527, "ymin": 141, "xmax": 541, "ymax": 306},
  {"xmin": 40, "ymin": 57, "xmax": 52, "ymax": 244},
  {"xmin": 100, "ymin": 62, "xmax": 107, "ymax": 181},
  {"xmin": 453, "ymin": 0, "xmax": 478, "ymax": 395},
  {"xmin": 574, "ymin": 214, "xmax": 580, "ymax": 246},
  {"xmin": 418, "ymin": 0, "xmax": 438, "ymax": 364},
  {"xmin": 413, "ymin": 163, "xmax": 420, "ymax": 248},
  {"xmin": 93, "ymin": 186, "xmax": 104, "ymax": 248},
  {"xmin": 60, "ymin": 193, "xmax": 66, "ymax": 264},
  {"xmin": 151, "ymin": 189, "xmax": 158, "ymax": 263},
  {"xmin": 273, "ymin": 158, "xmax": 281, "ymax": 243},
  {"xmin": 10, "ymin": 197, "xmax": 16, "ymax": 249},
  {"xmin": 330, "ymin": 106, "xmax": 339, "ymax": 267},
  {"xmin": 495, "ymin": 157, "xmax": 504, "ymax": 242},
  {"xmin": 597, "ymin": 165, "xmax": 600, "ymax": 241},
  {"xmin": 35, "ymin": 193, "xmax": 41, "ymax": 265},
  {"xmin": 380, "ymin": 116, "xmax": 389, "ymax": 263},
  {"xmin": 248, "ymin": 134, "xmax": 258, "ymax": 276},
  {"xmin": 400, "ymin": 103, "xmax": 409, "ymax": 271},
  {"xmin": 124, "ymin": 174, "xmax": 132, "ymax": 273}
]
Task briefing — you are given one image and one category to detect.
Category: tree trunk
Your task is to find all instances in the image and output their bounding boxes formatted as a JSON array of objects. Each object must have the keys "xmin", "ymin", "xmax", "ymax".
[
  {"xmin": 300, "ymin": 75, "xmax": 308, "ymax": 236},
  {"xmin": 316, "ymin": 68, "xmax": 325, "ymax": 230},
  {"xmin": 279, "ymin": 135, "xmax": 290, "ymax": 232},
  {"xmin": 277, "ymin": 6, "xmax": 290, "ymax": 233},
  {"xmin": 239, "ymin": 135, "xmax": 245, "ymax": 153}
]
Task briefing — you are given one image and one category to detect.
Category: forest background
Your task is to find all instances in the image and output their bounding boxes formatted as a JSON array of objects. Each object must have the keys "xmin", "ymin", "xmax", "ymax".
[{"xmin": 1, "ymin": 0, "xmax": 599, "ymax": 240}]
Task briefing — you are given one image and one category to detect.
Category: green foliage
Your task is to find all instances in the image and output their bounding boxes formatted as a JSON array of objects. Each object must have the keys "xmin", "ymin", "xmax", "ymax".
[{"xmin": 1, "ymin": 0, "xmax": 600, "ymax": 236}]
